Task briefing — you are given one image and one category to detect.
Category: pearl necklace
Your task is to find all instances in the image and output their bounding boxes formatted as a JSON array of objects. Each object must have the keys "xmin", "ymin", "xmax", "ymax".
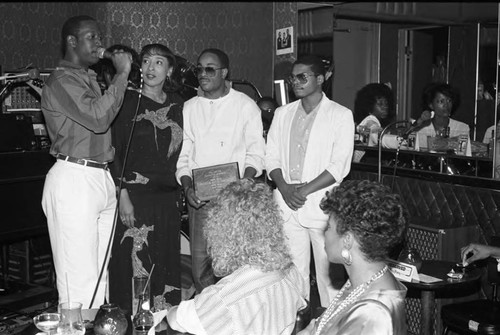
[{"xmin": 314, "ymin": 265, "xmax": 389, "ymax": 335}]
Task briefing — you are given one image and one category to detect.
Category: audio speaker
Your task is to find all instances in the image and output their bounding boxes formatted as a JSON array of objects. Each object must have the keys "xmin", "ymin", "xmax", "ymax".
[{"xmin": 0, "ymin": 113, "xmax": 36, "ymax": 152}]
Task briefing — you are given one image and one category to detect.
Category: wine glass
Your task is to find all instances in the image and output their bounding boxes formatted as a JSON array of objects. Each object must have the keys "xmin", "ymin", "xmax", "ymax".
[{"xmin": 33, "ymin": 313, "xmax": 61, "ymax": 335}]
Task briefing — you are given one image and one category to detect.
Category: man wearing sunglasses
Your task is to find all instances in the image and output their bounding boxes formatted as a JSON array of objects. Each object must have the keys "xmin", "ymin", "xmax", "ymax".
[
  {"xmin": 265, "ymin": 55, "xmax": 355, "ymax": 308},
  {"xmin": 176, "ymin": 48, "xmax": 265, "ymax": 294}
]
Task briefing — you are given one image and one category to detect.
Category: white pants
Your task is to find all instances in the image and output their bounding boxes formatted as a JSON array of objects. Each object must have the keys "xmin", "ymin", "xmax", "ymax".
[
  {"xmin": 42, "ymin": 159, "xmax": 116, "ymax": 309},
  {"xmin": 283, "ymin": 212, "xmax": 338, "ymax": 307}
]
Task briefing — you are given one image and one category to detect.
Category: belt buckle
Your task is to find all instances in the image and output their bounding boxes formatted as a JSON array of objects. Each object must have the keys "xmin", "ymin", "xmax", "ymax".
[{"xmin": 76, "ymin": 158, "xmax": 87, "ymax": 166}]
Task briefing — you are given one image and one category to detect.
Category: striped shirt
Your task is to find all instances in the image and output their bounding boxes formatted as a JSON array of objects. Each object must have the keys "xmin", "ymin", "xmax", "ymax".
[
  {"xmin": 172, "ymin": 264, "xmax": 308, "ymax": 335},
  {"xmin": 41, "ymin": 60, "xmax": 128, "ymax": 162},
  {"xmin": 289, "ymin": 101, "xmax": 320, "ymax": 182}
]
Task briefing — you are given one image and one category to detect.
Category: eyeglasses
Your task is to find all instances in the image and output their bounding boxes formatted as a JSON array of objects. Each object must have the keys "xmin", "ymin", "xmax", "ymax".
[
  {"xmin": 286, "ymin": 72, "xmax": 317, "ymax": 85},
  {"xmin": 194, "ymin": 66, "xmax": 224, "ymax": 77}
]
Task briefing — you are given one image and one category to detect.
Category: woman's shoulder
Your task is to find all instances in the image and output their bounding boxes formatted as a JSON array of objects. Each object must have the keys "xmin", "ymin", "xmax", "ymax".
[{"xmin": 449, "ymin": 118, "xmax": 469, "ymax": 130}]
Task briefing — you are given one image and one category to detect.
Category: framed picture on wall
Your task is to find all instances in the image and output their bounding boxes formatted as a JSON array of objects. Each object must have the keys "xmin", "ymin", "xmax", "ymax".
[{"xmin": 276, "ymin": 26, "xmax": 293, "ymax": 55}]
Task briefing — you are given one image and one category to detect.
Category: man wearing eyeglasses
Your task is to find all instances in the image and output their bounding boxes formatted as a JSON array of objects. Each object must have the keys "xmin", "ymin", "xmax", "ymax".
[
  {"xmin": 265, "ymin": 55, "xmax": 355, "ymax": 307},
  {"xmin": 176, "ymin": 48, "xmax": 265, "ymax": 293}
]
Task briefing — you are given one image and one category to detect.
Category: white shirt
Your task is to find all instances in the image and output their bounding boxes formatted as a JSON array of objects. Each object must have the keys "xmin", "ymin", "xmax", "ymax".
[
  {"xmin": 170, "ymin": 265, "xmax": 308, "ymax": 335},
  {"xmin": 175, "ymin": 87, "xmax": 265, "ymax": 182},
  {"xmin": 289, "ymin": 102, "xmax": 320, "ymax": 181},
  {"xmin": 265, "ymin": 92, "xmax": 354, "ymax": 225},
  {"xmin": 416, "ymin": 118, "xmax": 472, "ymax": 156},
  {"xmin": 483, "ymin": 124, "xmax": 498, "ymax": 144}
]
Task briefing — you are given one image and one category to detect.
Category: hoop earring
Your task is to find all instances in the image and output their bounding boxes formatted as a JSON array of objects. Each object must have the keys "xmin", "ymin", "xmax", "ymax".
[{"xmin": 341, "ymin": 248, "xmax": 352, "ymax": 266}]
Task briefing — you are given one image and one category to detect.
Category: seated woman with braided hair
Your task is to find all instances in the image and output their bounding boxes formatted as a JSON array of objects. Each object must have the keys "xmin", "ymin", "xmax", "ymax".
[
  {"xmin": 167, "ymin": 178, "xmax": 308, "ymax": 335},
  {"xmin": 299, "ymin": 180, "xmax": 408, "ymax": 335}
]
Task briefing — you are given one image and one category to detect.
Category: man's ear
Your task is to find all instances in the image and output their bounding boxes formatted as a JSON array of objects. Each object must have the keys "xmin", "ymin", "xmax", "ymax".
[
  {"xmin": 221, "ymin": 68, "xmax": 228, "ymax": 80},
  {"xmin": 317, "ymin": 74, "xmax": 325, "ymax": 86},
  {"xmin": 67, "ymin": 35, "xmax": 77, "ymax": 48}
]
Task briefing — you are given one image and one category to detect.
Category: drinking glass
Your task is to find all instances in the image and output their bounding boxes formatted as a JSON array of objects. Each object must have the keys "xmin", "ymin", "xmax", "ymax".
[
  {"xmin": 58, "ymin": 302, "xmax": 85, "ymax": 335},
  {"xmin": 33, "ymin": 313, "xmax": 61, "ymax": 335},
  {"xmin": 132, "ymin": 276, "xmax": 150, "ymax": 316},
  {"xmin": 398, "ymin": 247, "xmax": 423, "ymax": 271}
]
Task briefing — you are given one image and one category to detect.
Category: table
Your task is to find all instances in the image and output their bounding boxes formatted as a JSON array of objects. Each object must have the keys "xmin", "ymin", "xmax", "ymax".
[
  {"xmin": 403, "ymin": 260, "xmax": 482, "ymax": 335},
  {"xmin": 21, "ymin": 315, "xmax": 189, "ymax": 335}
]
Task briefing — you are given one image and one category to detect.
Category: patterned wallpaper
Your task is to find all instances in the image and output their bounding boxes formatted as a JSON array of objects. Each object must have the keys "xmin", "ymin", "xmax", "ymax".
[
  {"xmin": 0, "ymin": 2, "xmax": 299, "ymax": 98},
  {"xmin": 0, "ymin": 2, "xmax": 103, "ymax": 71},
  {"xmin": 273, "ymin": 2, "xmax": 298, "ymax": 81}
]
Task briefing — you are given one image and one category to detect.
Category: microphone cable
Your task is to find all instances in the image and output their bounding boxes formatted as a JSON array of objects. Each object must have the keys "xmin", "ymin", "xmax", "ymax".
[{"xmin": 88, "ymin": 73, "xmax": 144, "ymax": 309}]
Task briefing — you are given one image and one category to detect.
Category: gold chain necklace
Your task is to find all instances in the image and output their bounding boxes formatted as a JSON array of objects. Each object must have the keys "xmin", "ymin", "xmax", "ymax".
[{"xmin": 314, "ymin": 265, "xmax": 389, "ymax": 335}]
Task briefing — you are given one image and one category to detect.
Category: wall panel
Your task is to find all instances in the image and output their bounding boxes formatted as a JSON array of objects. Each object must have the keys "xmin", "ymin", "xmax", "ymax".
[{"xmin": 0, "ymin": 2, "xmax": 275, "ymax": 97}]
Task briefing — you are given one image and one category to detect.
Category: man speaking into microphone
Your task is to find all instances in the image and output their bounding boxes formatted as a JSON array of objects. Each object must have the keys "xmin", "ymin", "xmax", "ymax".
[{"xmin": 41, "ymin": 15, "xmax": 132, "ymax": 308}]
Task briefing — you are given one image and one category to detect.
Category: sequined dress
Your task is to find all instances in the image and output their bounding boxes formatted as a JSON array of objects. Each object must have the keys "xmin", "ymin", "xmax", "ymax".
[{"xmin": 108, "ymin": 89, "xmax": 184, "ymax": 314}]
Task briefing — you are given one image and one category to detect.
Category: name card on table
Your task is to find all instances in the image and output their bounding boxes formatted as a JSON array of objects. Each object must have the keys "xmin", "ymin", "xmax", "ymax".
[{"xmin": 387, "ymin": 259, "xmax": 420, "ymax": 282}]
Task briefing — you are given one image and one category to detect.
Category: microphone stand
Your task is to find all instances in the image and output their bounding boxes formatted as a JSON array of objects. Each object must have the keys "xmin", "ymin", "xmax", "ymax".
[
  {"xmin": 378, "ymin": 120, "xmax": 410, "ymax": 183},
  {"xmin": 0, "ymin": 81, "xmax": 14, "ymax": 101}
]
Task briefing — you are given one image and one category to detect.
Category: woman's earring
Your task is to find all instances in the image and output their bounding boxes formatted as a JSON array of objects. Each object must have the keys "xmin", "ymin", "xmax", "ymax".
[{"xmin": 341, "ymin": 248, "xmax": 352, "ymax": 266}]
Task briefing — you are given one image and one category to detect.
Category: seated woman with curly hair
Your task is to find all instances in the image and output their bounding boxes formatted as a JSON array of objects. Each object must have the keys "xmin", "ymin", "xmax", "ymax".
[
  {"xmin": 352, "ymin": 83, "xmax": 395, "ymax": 162},
  {"xmin": 167, "ymin": 178, "xmax": 308, "ymax": 335},
  {"xmin": 299, "ymin": 180, "xmax": 408, "ymax": 335}
]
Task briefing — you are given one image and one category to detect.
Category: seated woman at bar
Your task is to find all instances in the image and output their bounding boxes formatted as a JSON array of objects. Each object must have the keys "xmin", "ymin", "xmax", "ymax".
[
  {"xmin": 353, "ymin": 83, "xmax": 395, "ymax": 162},
  {"xmin": 299, "ymin": 180, "xmax": 408, "ymax": 335},
  {"xmin": 167, "ymin": 178, "xmax": 308, "ymax": 335},
  {"xmin": 413, "ymin": 83, "xmax": 471, "ymax": 156},
  {"xmin": 354, "ymin": 82, "xmax": 394, "ymax": 133}
]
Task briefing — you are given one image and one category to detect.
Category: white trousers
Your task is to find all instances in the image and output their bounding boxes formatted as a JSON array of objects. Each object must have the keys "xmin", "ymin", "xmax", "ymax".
[
  {"xmin": 283, "ymin": 212, "xmax": 338, "ymax": 307},
  {"xmin": 42, "ymin": 160, "xmax": 116, "ymax": 309}
]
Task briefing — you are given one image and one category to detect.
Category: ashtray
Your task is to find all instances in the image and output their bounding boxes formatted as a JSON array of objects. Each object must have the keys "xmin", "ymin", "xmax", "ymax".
[
  {"xmin": 447, "ymin": 269, "xmax": 464, "ymax": 280},
  {"xmin": 452, "ymin": 262, "xmax": 476, "ymax": 273}
]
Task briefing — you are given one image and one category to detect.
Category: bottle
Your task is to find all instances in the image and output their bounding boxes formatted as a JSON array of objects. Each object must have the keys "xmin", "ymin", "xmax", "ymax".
[
  {"xmin": 93, "ymin": 304, "xmax": 128, "ymax": 335},
  {"xmin": 133, "ymin": 294, "xmax": 154, "ymax": 335}
]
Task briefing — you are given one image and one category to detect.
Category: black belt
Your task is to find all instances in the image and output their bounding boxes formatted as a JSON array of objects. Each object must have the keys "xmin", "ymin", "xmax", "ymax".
[{"xmin": 56, "ymin": 153, "xmax": 109, "ymax": 170}]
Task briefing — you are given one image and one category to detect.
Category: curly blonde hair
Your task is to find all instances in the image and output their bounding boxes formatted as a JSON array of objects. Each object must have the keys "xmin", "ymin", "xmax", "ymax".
[{"xmin": 204, "ymin": 179, "xmax": 293, "ymax": 277}]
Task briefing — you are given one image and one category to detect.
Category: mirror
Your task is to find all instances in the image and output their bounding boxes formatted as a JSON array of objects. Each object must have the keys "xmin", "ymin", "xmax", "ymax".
[
  {"xmin": 397, "ymin": 26, "xmax": 449, "ymax": 121},
  {"xmin": 475, "ymin": 18, "xmax": 499, "ymax": 178},
  {"xmin": 298, "ymin": 2, "xmax": 500, "ymax": 179}
]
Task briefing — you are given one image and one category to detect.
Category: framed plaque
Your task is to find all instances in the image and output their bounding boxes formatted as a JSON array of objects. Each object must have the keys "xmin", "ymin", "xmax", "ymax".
[{"xmin": 192, "ymin": 162, "xmax": 240, "ymax": 201}]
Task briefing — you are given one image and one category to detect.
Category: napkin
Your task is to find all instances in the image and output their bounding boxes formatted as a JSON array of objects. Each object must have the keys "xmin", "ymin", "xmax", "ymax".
[{"xmin": 148, "ymin": 309, "xmax": 169, "ymax": 335}]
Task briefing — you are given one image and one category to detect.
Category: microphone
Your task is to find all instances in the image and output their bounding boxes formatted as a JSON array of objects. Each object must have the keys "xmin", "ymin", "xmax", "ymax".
[
  {"xmin": 403, "ymin": 111, "xmax": 435, "ymax": 138},
  {"xmin": 0, "ymin": 68, "xmax": 40, "ymax": 82},
  {"xmin": 97, "ymin": 47, "xmax": 140, "ymax": 69}
]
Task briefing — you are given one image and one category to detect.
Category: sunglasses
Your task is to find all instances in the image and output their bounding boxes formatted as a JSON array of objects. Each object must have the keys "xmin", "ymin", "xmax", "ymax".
[
  {"xmin": 286, "ymin": 72, "xmax": 317, "ymax": 85},
  {"xmin": 194, "ymin": 66, "xmax": 224, "ymax": 77}
]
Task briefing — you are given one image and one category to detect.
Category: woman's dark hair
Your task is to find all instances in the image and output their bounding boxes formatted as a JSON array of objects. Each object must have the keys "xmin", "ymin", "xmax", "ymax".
[
  {"xmin": 95, "ymin": 44, "xmax": 141, "ymax": 89},
  {"xmin": 353, "ymin": 83, "xmax": 395, "ymax": 127},
  {"xmin": 140, "ymin": 43, "xmax": 181, "ymax": 93},
  {"xmin": 421, "ymin": 82, "xmax": 461, "ymax": 114},
  {"xmin": 320, "ymin": 180, "xmax": 408, "ymax": 262}
]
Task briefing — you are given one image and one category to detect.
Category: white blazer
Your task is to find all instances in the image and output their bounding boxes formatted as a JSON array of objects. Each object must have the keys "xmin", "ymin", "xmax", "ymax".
[{"xmin": 265, "ymin": 93, "xmax": 355, "ymax": 227}]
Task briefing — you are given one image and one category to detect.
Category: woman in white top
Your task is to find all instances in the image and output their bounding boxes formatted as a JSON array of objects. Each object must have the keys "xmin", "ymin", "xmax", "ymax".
[
  {"xmin": 413, "ymin": 83, "xmax": 472, "ymax": 156},
  {"xmin": 353, "ymin": 83, "xmax": 394, "ymax": 162}
]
